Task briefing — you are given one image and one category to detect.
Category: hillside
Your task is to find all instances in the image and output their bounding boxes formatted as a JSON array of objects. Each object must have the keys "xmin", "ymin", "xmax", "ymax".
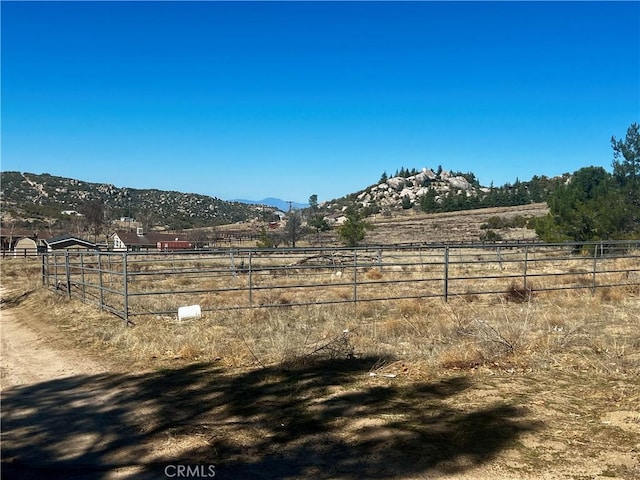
[
  {"xmin": 0, "ymin": 171, "xmax": 276, "ymax": 230},
  {"xmin": 364, "ymin": 203, "xmax": 548, "ymax": 245},
  {"xmin": 1, "ymin": 168, "xmax": 562, "ymax": 243},
  {"xmin": 319, "ymin": 167, "xmax": 566, "ymax": 216}
]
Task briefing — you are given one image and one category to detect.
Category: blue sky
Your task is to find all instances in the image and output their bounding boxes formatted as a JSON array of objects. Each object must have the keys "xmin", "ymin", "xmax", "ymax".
[{"xmin": 2, "ymin": 1, "xmax": 639, "ymax": 203}]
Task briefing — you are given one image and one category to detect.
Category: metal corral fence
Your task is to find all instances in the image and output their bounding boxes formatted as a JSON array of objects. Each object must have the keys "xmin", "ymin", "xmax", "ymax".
[{"xmin": 42, "ymin": 241, "xmax": 640, "ymax": 323}]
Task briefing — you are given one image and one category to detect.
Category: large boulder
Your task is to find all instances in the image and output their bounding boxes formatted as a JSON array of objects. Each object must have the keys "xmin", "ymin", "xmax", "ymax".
[
  {"xmin": 448, "ymin": 176, "xmax": 473, "ymax": 191},
  {"xmin": 399, "ymin": 188, "xmax": 416, "ymax": 200},
  {"xmin": 414, "ymin": 172, "xmax": 428, "ymax": 186},
  {"xmin": 387, "ymin": 177, "xmax": 406, "ymax": 191},
  {"xmin": 415, "ymin": 186, "xmax": 431, "ymax": 197},
  {"xmin": 422, "ymin": 167, "xmax": 437, "ymax": 178}
]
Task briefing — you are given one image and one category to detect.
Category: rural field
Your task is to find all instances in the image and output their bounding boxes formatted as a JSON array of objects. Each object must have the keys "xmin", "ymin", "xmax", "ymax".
[
  {"xmin": 215, "ymin": 203, "xmax": 548, "ymax": 247},
  {"xmin": 364, "ymin": 203, "xmax": 547, "ymax": 245},
  {"xmin": 1, "ymin": 205, "xmax": 639, "ymax": 479}
]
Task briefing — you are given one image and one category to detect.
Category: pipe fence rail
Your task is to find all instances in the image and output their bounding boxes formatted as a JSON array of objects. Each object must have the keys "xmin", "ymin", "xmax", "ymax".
[{"xmin": 41, "ymin": 241, "xmax": 640, "ymax": 323}]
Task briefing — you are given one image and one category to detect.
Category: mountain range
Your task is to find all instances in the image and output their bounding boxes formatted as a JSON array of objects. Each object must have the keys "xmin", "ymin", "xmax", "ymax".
[
  {"xmin": 0, "ymin": 168, "xmax": 563, "ymax": 232},
  {"xmin": 230, "ymin": 198, "xmax": 309, "ymax": 211},
  {"xmin": 0, "ymin": 171, "xmax": 276, "ymax": 231}
]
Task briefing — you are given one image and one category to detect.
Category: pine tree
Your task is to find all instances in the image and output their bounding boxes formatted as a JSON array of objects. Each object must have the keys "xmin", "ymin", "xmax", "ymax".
[
  {"xmin": 420, "ymin": 189, "xmax": 438, "ymax": 212},
  {"xmin": 610, "ymin": 123, "xmax": 640, "ymax": 234},
  {"xmin": 337, "ymin": 208, "xmax": 372, "ymax": 246}
]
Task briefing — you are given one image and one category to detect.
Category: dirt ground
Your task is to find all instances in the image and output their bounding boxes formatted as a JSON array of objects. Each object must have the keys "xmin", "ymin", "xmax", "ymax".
[{"xmin": 1, "ymin": 287, "xmax": 639, "ymax": 480}]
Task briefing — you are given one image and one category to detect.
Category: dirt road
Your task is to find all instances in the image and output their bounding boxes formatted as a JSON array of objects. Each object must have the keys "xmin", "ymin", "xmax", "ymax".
[
  {"xmin": 1, "ymin": 300, "xmax": 165, "ymax": 479},
  {"xmin": 1, "ymin": 305, "xmax": 106, "ymax": 387}
]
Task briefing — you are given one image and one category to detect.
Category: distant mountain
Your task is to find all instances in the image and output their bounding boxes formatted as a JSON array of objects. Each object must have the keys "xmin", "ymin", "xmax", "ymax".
[
  {"xmin": 231, "ymin": 198, "xmax": 308, "ymax": 211},
  {"xmin": 1, "ymin": 169, "xmax": 564, "ymax": 235},
  {"xmin": 0, "ymin": 171, "xmax": 277, "ymax": 231}
]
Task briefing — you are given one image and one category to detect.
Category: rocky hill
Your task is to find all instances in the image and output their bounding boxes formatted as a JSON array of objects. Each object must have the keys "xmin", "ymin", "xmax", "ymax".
[
  {"xmin": 0, "ymin": 171, "xmax": 275, "ymax": 230},
  {"xmin": 320, "ymin": 167, "xmax": 564, "ymax": 216},
  {"xmin": 351, "ymin": 168, "xmax": 477, "ymax": 209}
]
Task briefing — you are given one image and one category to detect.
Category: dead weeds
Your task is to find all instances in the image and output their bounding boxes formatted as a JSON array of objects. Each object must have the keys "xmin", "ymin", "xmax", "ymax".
[{"xmin": 2, "ymin": 257, "xmax": 639, "ymax": 478}]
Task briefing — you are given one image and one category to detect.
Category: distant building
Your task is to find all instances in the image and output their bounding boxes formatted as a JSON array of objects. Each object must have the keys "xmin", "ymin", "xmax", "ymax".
[
  {"xmin": 111, "ymin": 228, "xmax": 192, "ymax": 252},
  {"xmin": 43, "ymin": 234, "xmax": 98, "ymax": 252},
  {"xmin": 0, "ymin": 229, "xmax": 50, "ymax": 256}
]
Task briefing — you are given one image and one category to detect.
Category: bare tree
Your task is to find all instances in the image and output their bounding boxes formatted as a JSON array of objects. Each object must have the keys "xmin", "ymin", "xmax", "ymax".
[
  {"xmin": 189, "ymin": 228, "xmax": 212, "ymax": 249},
  {"xmin": 287, "ymin": 211, "xmax": 302, "ymax": 247},
  {"xmin": 79, "ymin": 200, "xmax": 106, "ymax": 241}
]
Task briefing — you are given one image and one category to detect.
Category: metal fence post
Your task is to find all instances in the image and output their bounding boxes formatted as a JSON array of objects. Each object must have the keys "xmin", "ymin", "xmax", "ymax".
[
  {"xmin": 230, "ymin": 251, "xmax": 237, "ymax": 277},
  {"xmin": 592, "ymin": 242, "xmax": 598, "ymax": 293},
  {"xmin": 443, "ymin": 246, "xmax": 449, "ymax": 302},
  {"xmin": 98, "ymin": 254, "xmax": 105, "ymax": 311},
  {"xmin": 41, "ymin": 253, "xmax": 46, "ymax": 286},
  {"xmin": 65, "ymin": 251, "xmax": 71, "ymax": 299},
  {"xmin": 248, "ymin": 250, "xmax": 253, "ymax": 306},
  {"xmin": 80, "ymin": 252, "xmax": 86, "ymax": 301},
  {"xmin": 122, "ymin": 252, "xmax": 129, "ymax": 325},
  {"xmin": 53, "ymin": 253, "xmax": 59, "ymax": 291},
  {"xmin": 523, "ymin": 245, "xmax": 529, "ymax": 290},
  {"xmin": 353, "ymin": 249, "xmax": 358, "ymax": 305}
]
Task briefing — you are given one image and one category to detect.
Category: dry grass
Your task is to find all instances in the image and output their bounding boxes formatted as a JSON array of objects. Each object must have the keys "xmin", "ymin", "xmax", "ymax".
[
  {"xmin": 3, "ymin": 258, "xmax": 638, "ymax": 377},
  {"xmin": 365, "ymin": 203, "xmax": 548, "ymax": 245},
  {"xmin": 2, "ymin": 251, "xmax": 640, "ymax": 478}
]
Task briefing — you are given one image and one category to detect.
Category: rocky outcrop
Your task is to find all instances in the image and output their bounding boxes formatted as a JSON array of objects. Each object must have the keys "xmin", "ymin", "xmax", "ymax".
[
  {"xmin": 448, "ymin": 176, "xmax": 473, "ymax": 192},
  {"xmin": 348, "ymin": 168, "xmax": 476, "ymax": 211}
]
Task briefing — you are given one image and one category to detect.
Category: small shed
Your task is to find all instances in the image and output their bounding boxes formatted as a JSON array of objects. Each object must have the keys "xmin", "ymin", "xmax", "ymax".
[
  {"xmin": 1, "ymin": 228, "xmax": 39, "ymax": 253},
  {"xmin": 43, "ymin": 235, "xmax": 98, "ymax": 252},
  {"xmin": 13, "ymin": 237, "xmax": 38, "ymax": 257}
]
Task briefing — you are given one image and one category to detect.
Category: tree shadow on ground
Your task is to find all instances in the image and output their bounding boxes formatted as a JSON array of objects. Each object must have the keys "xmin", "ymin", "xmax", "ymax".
[{"xmin": 1, "ymin": 356, "xmax": 540, "ymax": 479}]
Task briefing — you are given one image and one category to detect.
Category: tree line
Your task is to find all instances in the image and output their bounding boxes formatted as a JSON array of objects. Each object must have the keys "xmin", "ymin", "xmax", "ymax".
[
  {"xmin": 535, "ymin": 123, "xmax": 639, "ymax": 243},
  {"xmin": 418, "ymin": 174, "xmax": 566, "ymax": 214}
]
